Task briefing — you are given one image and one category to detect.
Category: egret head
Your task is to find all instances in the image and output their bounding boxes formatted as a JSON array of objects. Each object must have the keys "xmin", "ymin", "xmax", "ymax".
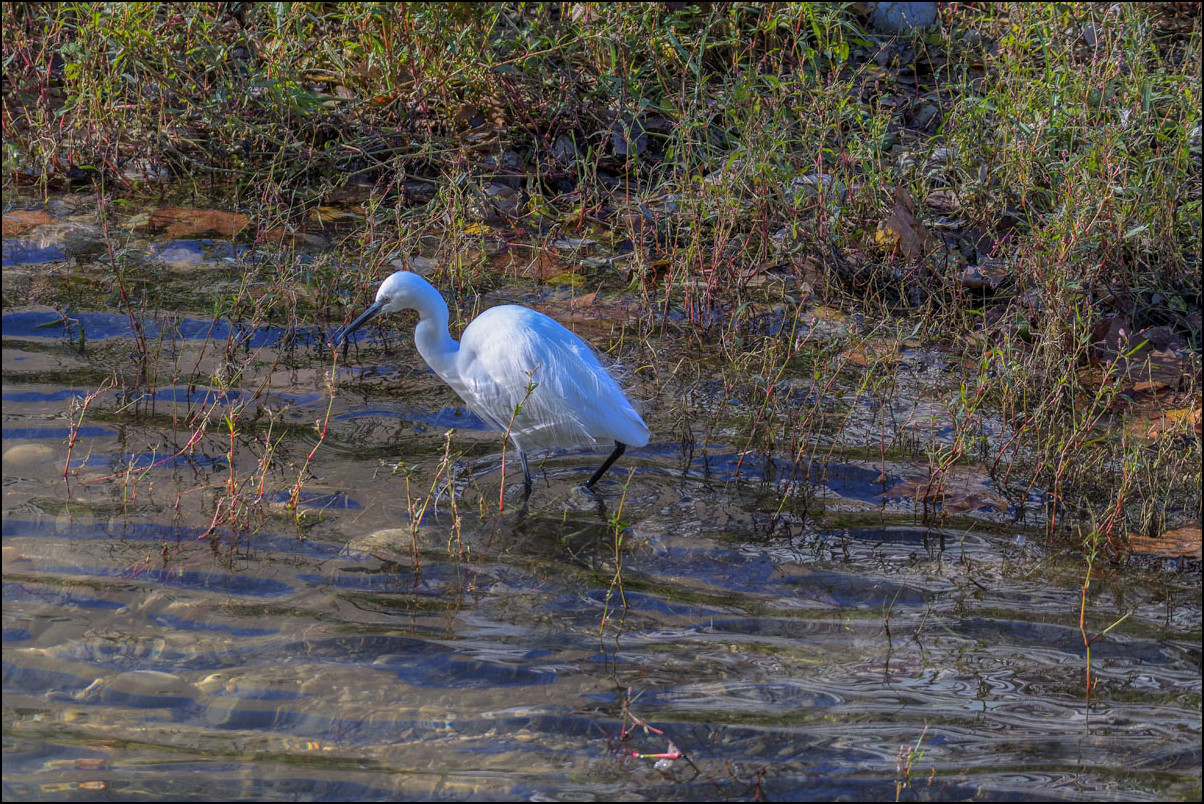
[{"xmin": 333, "ymin": 271, "xmax": 435, "ymax": 345}]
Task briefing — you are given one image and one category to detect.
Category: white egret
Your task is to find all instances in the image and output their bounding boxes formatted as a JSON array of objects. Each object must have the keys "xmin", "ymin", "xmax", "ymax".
[{"xmin": 334, "ymin": 271, "xmax": 649, "ymax": 491}]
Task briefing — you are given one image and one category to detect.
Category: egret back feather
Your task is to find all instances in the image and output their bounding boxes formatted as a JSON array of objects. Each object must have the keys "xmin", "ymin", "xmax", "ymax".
[{"xmin": 454, "ymin": 305, "xmax": 648, "ymax": 452}]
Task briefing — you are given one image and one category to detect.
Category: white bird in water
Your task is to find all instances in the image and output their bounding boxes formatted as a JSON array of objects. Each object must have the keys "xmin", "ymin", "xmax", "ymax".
[{"xmin": 334, "ymin": 271, "xmax": 649, "ymax": 492}]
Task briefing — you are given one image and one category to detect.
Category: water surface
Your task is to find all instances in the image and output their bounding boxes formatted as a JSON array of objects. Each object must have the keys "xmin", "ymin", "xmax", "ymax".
[{"xmin": 2, "ymin": 228, "xmax": 1200, "ymax": 801}]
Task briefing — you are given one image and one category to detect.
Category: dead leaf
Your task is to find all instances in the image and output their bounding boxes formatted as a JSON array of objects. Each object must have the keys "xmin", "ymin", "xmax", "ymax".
[
  {"xmin": 881, "ymin": 470, "xmax": 1010, "ymax": 514},
  {"xmin": 2, "ymin": 209, "xmax": 56, "ymax": 237},
  {"xmin": 487, "ymin": 249, "xmax": 572, "ymax": 282},
  {"xmin": 1090, "ymin": 316, "xmax": 1188, "ymax": 390},
  {"xmin": 324, "ymin": 184, "xmax": 373, "ymax": 205},
  {"xmin": 261, "ymin": 226, "xmax": 324, "ymax": 247},
  {"xmin": 536, "ymin": 294, "xmax": 641, "ymax": 339},
  {"xmin": 148, "ymin": 207, "xmax": 250, "ymax": 237},
  {"xmin": 793, "ymin": 256, "xmax": 824, "ymax": 287},
  {"xmin": 1132, "ymin": 380, "xmax": 1172, "ymax": 395},
  {"xmin": 875, "ymin": 187, "xmax": 931, "ymax": 260},
  {"xmin": 1127, "ymin": 525, "xmax": 1202, "ymax": 558},
  {"xmin": 1092, "ymin": 314, "xmax": 1130, "ymax": 359},
  {"xmin": 1130, "ymin": 406, "xmax": 1202, "ymax": 439},
  {"xmin": 842, "ymin": 339, "xmax": 901, "ymax": 367}
]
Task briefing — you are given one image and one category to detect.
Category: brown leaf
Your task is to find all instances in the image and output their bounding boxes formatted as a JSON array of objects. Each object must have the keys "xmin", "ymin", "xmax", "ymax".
[
  {"xmin": 1129, "ymin": 405, "xmax": 1202, "ymax": 439},
  {"xmin": 261, "ymin": 227, "xmax": 318, "ymax": 247},
  {"xmin": 570, "ymin": 3, "xmax": 599, "ymax": 24},
  {"xmin": 1127, "ymin": 525, "xmax": 1202, "ymax": 559},
  {"xmin": 881, "ymin": 472, "xmax": 1009, "ymax": 514},
  {"xmin": 1138, "ymin": 325, "xmax": 1186, "ymax": 352},
  {"xmin": 793, "ymin": 256, "xmax": 824, "ymax": 287},
  {"xmin": 875, "ymin": 187, "xmax": 931, "ymax": 260},
  {"xmin": 148, "ymin": 207, "xmax": 250, "ymax": 237},
  {"xmin": 487, "ymin": 249, "xmax": 573, "ymax": 282},
  {"xmin": 2, "ymin": 209, "xmax": 56, "ymax": 237},
  {"xmin": 1131, "ymin": 380, "xmax": 1172, "ymax": 395},
  {"xmin": 324, "ymin": 184, "xmax": 373, "ymax": 205},
  {"xmin": 1091, "ymin": 316, "xmax": 1188, "ymax": 390},
  {"xmin": 568, "ymin": 291, "xmax": 598, "ymax": 307},
  {"xmin": 841, "ymin": 339, "xmax": 901, "ymax": 367},
  {"xmin": 536, "ymin": 294, "xmax": 641, "ymax": 339}
]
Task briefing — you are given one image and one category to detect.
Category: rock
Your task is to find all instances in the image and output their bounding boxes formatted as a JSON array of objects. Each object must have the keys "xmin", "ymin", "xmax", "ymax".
[
  {"xmin": 870, "ymin": 2, "xmax": 938, "ymax": 33},
  {"xmin": 552, "ymin": 135, "xmax": 579, "ymax": 165}
]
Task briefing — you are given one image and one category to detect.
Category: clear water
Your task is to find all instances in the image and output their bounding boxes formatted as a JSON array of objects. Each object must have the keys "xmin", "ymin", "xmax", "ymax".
[{"xmin": 2, "ymin": 234, "xmax": 1200, "ymax": 801}]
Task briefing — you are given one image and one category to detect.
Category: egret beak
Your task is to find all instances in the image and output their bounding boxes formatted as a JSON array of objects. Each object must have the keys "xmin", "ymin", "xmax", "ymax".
[{"xmin": 332, "ymin": 300, "xmax": 386, "ymax": 346}]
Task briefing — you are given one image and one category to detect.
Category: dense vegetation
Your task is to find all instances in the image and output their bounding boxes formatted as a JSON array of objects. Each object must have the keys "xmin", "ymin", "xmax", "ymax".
[{"xmin": 3, "ymin": 2, "xmax": 1200, "ymax": 551}]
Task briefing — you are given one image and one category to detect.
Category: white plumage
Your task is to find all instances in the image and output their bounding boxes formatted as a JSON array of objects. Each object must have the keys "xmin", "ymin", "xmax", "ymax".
[{"xmin": 335, "ymin": 271, "xmax": 648, "ymax": 490}]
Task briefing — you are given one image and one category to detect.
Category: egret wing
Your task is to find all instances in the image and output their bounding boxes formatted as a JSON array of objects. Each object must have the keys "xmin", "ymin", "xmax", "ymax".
[{"xmin": 456, "ymin": 306, "xmax": 642, "ymax": 450}]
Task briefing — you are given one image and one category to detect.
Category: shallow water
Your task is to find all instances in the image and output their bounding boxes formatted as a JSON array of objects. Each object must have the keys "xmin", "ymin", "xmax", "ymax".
[{"xmin": 2, "ymin": 229, "xmax": 1201, "ymax": 801}]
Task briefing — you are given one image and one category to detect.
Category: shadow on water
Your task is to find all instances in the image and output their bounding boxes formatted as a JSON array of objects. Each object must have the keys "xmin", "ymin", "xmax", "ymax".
[{"xmin": 3, "ymin": 258, "xmax": 1201, "ymax": 801}]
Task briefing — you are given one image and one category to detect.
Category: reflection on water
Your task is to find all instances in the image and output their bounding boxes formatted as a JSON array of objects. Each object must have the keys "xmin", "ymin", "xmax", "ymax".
[{"xmin": 3, "ymin": 293, "xmax": 1201, "ymax": 801}]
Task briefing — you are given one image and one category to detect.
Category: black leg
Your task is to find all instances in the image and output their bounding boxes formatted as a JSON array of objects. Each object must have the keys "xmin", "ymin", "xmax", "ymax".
[
  {"xmin": 519, "ymin": 449, "xmax": 533, "ymax": 491},
  {"xmin": 586, "ymin": 441, "xmax": 627, "ymax": 488}
]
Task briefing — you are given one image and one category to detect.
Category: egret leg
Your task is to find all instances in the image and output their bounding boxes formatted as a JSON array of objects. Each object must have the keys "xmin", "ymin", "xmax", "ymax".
[
  {"xmin": 519, "ymin": 449, "xmax": 533, "ymax": 491},
  {"xmin": 586, "ymin": 441, "xmax": 627, "ymax": 488}
]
